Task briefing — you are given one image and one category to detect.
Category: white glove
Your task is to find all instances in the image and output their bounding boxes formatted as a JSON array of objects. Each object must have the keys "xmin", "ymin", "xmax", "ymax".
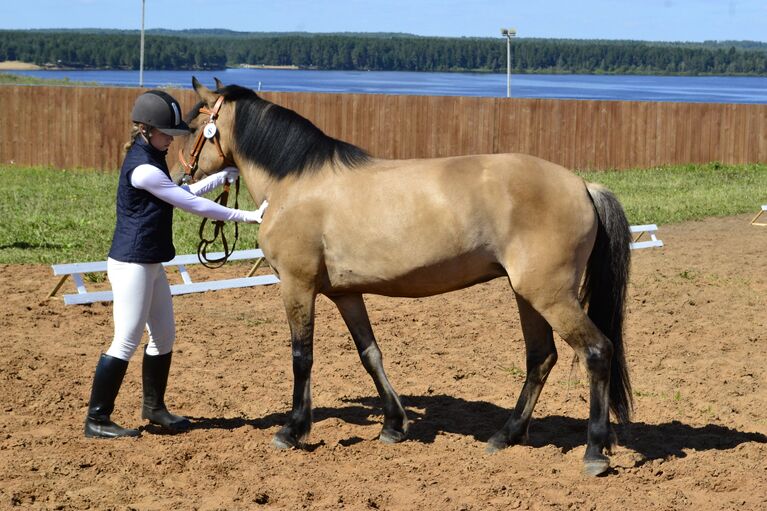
[
  {"xmin": 222, "ymin": 166, "xmax": 240, "ymax": 183},
  {"xmin": 241, "ymin": 200, "xmax": 269, "ymax": 224}
]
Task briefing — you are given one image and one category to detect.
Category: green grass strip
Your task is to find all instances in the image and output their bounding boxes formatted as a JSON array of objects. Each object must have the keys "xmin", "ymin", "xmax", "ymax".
[
  {"xmin": 0, "ymin": 166, "xmax": 261, "ymax": 264},
  {"xmin": 0, "ymin": 162, "xmax": 765, "ymax": 264},
  {"xmin": 578, "ymin": 162, "xmax": 767, "ymax": 225}
]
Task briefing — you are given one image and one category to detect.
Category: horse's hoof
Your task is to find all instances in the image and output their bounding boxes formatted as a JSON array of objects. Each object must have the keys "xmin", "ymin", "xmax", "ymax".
[
  {"xmin": 487, "ymin": 429, "xmax": 522, "ymax": 453},
  {"xmin": 272, "ymin": 430, "xmax": 298, "ymax": 450},
  {"xmin": 487, "ymin": 428, "xmax": 528, "ymax": 453},
  {"xmin": 583, "ymin": 455, "xmax": 610, "ymax": 477},
  {"xmin": 379, "ymin": 428, "xmax": 407, "ymax": 444},
  {"xmin": 486, "ymin": 437, "xmax": 507, "ymax": 454}
]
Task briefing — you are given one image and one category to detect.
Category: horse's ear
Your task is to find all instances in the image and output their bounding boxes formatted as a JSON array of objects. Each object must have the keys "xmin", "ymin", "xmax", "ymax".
[
  {"xmin": 214, "ymin": 77, "xmax": 225, "ymax": 90},
  {"xmin": 192, "ymin": 76, "xmax": 218, "ymax": 107}
]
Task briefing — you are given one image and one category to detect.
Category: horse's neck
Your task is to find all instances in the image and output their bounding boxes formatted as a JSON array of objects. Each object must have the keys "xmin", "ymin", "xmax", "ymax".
[{"xmin": 239, "ymin": 162, "xmax": 274, "ymax": 205}]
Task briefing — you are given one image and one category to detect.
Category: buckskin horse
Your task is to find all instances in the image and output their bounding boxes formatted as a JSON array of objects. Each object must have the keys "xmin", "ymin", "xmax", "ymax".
[{"xmin": 180, "ymin": 78, "xmax": 633, "ymax": 476}]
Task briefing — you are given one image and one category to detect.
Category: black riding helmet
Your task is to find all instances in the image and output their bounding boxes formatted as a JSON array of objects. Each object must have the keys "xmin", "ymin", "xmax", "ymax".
[{"xmin": 131, "ymin": 90, "xmax": 190, "ymax": 136}]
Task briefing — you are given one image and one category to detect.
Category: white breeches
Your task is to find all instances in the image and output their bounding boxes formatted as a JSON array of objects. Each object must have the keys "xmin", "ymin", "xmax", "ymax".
[{"xmin": 105, "ymin": 258, "xmax": 175, "ymax": 361}]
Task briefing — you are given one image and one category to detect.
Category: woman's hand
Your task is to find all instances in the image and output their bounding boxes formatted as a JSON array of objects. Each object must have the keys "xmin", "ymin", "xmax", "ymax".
[
  {"xmin": 222, "ymin": 166, "xmax": 240, "ymax": 183},
  {"xmin": 242, "ymin": 200, "xmax": 269, "ymax": 224}
]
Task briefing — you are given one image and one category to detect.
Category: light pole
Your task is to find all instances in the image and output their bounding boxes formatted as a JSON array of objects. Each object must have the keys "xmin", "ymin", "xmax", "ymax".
[
  {"xmin": 139, "ymin": 0, "xmax": 145, "ymax": 87},
  {"xmin": 500, "ymin": 27, "xmax": 516, "ymax": 98}
]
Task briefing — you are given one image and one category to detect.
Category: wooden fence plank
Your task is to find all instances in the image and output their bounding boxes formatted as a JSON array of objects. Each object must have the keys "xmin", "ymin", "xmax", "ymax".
[{"xmin": 1, "ymin": 85, "xmax": 765, "ymax": 172}]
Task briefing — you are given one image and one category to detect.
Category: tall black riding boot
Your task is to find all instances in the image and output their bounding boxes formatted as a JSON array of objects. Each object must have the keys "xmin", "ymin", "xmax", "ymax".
[
  {"xmin": 142, "ymin": 351, "xmax": 191, "ymax": 432},
  {"xmin": 84, "ymin": 354, "xmax": 141, "ymax": 438}
]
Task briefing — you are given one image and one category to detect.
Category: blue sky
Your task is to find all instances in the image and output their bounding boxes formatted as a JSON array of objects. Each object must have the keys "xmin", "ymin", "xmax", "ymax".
[{"xmin": 2, "ymin": 0, "xmax": 766, "ymax": 42}]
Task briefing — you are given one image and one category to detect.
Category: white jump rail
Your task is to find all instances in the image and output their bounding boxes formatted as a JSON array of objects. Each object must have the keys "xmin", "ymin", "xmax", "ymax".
[
  {"xmin": 49, "ymin": 249, "xmax": 279, "ymax": 306},
  {"xmin": 630, "ymin": 224, "xmax": 664, "ymax": 250},
  {"xmin": 52, "ymin": 226, "xmax": 661, "ymax": 306},
  {"xmin": 751, "ymin": 205, "xmax": 767, "ymax": 226}
]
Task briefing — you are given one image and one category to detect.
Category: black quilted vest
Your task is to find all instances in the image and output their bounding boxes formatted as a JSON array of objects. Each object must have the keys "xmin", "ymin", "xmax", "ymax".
[{"xmin": 108, "ymin": 138, "xmax": 175, "ymax": 263}]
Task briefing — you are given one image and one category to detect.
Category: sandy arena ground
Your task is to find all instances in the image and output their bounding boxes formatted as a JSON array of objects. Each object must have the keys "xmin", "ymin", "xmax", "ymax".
[{"xmin": 1, "ymin": 214, "xmax": 765, "ymax": 510}]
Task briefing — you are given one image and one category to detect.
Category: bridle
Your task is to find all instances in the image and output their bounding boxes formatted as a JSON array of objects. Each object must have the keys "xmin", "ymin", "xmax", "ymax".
[
  {"xmin": 178, "ymin": 95, "xmax": 227, "ymax": 182},
  {"xmin": 178, "ymin": 95, "xmax": 240, "ymax": 269}
]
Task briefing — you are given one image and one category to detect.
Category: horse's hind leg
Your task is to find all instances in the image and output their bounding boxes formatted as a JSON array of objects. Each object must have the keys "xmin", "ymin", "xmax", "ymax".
[
  {"xmin": 330, "ymin": 293, "xmax": 408, "ymax": 443},
  {"xmin": 488, "ymin": 293, "xmax": 557, "ymax": 453},
  {"xmin": 535, "ymin": 297, "xmax": 615, "ymax": 476},
  {"xmin": 273, "ymin": 279, "xmax": 317, "ymax": 450}
]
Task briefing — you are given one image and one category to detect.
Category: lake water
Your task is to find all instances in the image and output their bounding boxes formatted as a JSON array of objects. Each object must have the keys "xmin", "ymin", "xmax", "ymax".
[{"xmin": 10, "ymin": 68, "xmax": 767, "ymax": 104}]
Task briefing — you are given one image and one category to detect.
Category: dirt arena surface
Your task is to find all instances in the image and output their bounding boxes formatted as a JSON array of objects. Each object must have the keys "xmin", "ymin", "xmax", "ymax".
[{"xmin": 1, "ymin": 214, "xmax": 765, "ymax": 510}]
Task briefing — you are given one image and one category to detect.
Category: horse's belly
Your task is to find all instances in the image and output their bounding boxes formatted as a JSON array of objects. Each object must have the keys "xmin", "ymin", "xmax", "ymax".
[{"xmin": 323, "ymin": 249, "xmax": 506, "ymax": 297}]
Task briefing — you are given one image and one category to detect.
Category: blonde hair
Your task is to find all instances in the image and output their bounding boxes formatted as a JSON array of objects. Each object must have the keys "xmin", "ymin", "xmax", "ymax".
[{"xmin": 123, "ymin": 123, "xmax": 151, "ymax": 156}]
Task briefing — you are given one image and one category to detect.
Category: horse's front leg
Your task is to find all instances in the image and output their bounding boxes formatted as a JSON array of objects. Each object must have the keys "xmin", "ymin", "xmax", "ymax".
[
  {"xmin": 273, "ymin": 280, "xmax": 317, "ymax": 449},
  {"xmin": 330, "ymin": 293, "xmax": 408, "ymax": 443}
]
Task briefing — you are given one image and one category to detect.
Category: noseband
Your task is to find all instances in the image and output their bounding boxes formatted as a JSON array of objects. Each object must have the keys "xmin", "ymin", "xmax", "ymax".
[{"xmin": 178, "ymin": 95, "xmax": 239, "ymax": 269}]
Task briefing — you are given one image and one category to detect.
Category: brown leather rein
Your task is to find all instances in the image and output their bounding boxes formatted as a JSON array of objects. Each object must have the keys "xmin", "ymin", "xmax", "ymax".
[{"xmin": 178, "ymin": 96, "xmax": 240, "ymax": 269}]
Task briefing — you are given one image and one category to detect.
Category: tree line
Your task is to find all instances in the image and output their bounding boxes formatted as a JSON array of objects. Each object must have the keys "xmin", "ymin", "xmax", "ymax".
[{"xmin": 1, "ymin": 30, "xmax": 765, "ymax": 76}]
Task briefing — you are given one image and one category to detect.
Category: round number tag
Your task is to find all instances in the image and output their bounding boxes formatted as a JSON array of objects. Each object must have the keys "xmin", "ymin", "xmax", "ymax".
[{"xmin": 203, "ymin": 122, "xmax": 217, "ymax": 139}]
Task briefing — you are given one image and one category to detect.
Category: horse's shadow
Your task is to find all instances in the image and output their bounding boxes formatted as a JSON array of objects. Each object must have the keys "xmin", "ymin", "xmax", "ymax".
[{"xmin": 187, "ymin": 394, "xmax": 766, "ymax": 462}]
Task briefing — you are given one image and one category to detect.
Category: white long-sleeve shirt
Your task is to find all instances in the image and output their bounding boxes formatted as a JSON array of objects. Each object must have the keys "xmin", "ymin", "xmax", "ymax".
[{"xmin": 130, "ymin": 165, "xmax": 267, "ymax": 223}]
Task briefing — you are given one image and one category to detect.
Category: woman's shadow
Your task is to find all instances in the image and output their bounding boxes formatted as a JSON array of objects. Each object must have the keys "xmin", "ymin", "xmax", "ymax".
[{"xmin": 186, "ymin": 394, "xmax": 766, "ymax": 461}]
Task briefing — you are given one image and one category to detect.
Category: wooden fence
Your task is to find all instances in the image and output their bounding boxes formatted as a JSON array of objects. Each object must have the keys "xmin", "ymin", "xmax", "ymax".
[{"xmin": 1, "ymin": 85, "xmax": 765, "ymax": 172}]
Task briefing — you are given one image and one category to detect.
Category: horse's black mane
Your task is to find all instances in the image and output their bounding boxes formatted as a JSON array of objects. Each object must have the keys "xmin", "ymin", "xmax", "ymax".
[{"xmin": 190, "ymin": 85, "xmax": 370, "ymax": 179}]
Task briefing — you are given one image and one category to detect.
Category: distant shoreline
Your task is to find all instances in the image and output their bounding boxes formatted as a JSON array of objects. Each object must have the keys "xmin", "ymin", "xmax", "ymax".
[
  {"xmin": 237, "ymin": 64, "xmax": 300, "ymax": 70},
  {"xmin": 0, "ymin": 61, "xmax": 303, "ymax": 72},
  {"xmin": 0, "ymin": 61, "xmax": 43, "ymax": 70}
]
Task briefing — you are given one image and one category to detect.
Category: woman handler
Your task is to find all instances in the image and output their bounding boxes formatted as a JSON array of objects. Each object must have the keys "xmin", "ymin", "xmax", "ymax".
[{"xmin": 84, "ymin": 90, "xmax": 267, "ymax": 438}]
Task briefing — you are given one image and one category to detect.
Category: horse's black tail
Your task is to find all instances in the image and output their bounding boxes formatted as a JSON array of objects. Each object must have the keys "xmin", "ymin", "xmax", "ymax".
[{"xmin": 582, "ymin": 183, "xmax": 633, "ymax": 423}]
